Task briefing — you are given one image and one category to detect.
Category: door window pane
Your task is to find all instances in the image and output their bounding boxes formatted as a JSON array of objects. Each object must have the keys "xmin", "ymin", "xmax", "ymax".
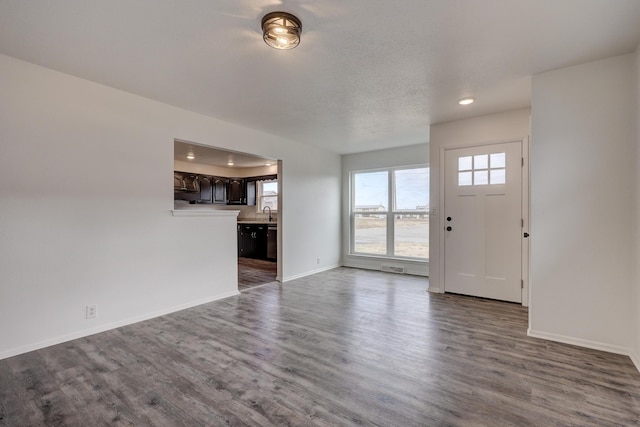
[
  {"xmin": 458, "ymin": 151, "xmax": 507, "ymax": 186},
  {"xmin": 394, "ymin": 215, "xmax": 429, "ymax": 259},
  {"xmin": 474, "ymin": 154, "xmax": 488, "ymax": 170},
  {"xmin": 354, "ymin": 214, "xmax": 387, "ymax": 255},
  {"xmin": 458, "ymin": 156, "xmax": 472, "ymax": 171},
  {"xmin": 474, "ymin": 170, "xmax": 489, "ymax": 185},
  {"xmin": 458, "ymin": 171, "xmax": 472, "ymax": 186},
  {"xmin": 490, "ymin": 169, "xmax": 506, "ymax": 184},
  {"xmin": 490, "ymin": 152, "xmax": 506, "ymax": 168}
]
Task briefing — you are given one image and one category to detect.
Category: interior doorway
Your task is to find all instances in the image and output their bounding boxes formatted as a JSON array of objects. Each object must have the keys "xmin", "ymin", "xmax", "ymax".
[
  {"xmin": 443, "ymin": 140, "xmax": 526, "ymax": 303},
  {"xmin": 238, "ymin": 258, "xmax": 278, "ymax": 291}
]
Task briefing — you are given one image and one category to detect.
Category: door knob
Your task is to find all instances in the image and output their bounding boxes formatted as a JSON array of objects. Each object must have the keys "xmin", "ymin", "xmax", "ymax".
[
  {"xmin": 446, "ymin": 226, "xmax": 452, "ymax": 231},
  {"xmin": 524, "ymin": 232, "xmax": 529, "ymax": 238},
  {"xmin": 447, "ymin": 216, "xmax": 452, "ymax": 221}
]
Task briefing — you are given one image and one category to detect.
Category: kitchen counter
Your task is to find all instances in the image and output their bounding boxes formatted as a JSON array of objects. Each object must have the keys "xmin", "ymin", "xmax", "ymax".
[{"xmin": 237, "ymin": 220, "xmax": 277, "ymax": 226}]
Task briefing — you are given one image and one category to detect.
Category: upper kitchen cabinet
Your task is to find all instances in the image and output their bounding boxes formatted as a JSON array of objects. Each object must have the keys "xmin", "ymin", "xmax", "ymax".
[
  {"xmin": 174, "ymin": 171, "xmax": 206, "ymax": 202},
  {"xmin": 174, "ymin": 172, "xmax": 199, "ymax": 193},
  {"xmin": 212, "ymin": 177, "xmax": 227, "ymax": 204},
  {"xmin": 227, "ymin": 178, "xmax": 245, "ymax": 204},
  {"xmin": 246, "ymin": 179, "xmax": 256, "ymax": 206},
  {"xmin": 199, "ymin": 175, "xmax": 213, "ymax": 202}
]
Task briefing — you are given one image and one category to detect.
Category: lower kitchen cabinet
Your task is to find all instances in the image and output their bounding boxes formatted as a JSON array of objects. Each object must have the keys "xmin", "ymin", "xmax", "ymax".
[{"xmin": 238, "ymin": 224, "xmax": 269, "ymax": 259}]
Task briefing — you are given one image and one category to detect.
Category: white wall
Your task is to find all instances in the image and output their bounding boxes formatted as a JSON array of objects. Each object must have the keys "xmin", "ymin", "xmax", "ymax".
[
  {"xmin": 0, "ymin": 54, "xmax": 341, "ymax": 359},
  {"xmin": 428, "ymin": 109, "xmax": 531, "ymax": 296},
  {"xmin": 529, "ymin": 54, "xmax": 636, "ymax": 356},
  {"xmin": 341, "ymin": 144, "xmax": 429, "ymax": 276}
]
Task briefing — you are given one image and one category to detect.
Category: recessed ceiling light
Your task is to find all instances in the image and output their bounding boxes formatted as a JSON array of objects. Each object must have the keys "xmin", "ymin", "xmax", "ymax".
[
  {"xmin": 186, "ymin": 152, "xmax": 195, "ymax": 160},
  {"xmin": 262, "ymin": 12, "xmax": 302, "ymax": 50},
  {"xmin": 459, "ymin": 98, "xmax": 474, "ymax": 106},
  {"xmin": 265, "ymin": 162, "xmax": 272, "ymax": 166},
  {"xmin": 227, "ymin": 161, "xmax": 234, "ymax": 166}
]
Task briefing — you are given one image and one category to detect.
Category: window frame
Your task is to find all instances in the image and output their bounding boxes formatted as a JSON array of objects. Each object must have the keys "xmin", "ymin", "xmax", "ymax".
[
  {"xmin": 256, "ymin": 179, "xmax": 278, "ymax": 212},
  {"xmin": 350, "ymin": 164, "xmax": 429, "ymax": 261}
]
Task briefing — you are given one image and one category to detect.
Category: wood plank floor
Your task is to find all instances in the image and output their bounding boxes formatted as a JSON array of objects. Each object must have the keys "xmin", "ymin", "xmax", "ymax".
[
  {"xmin": 238, "ymin": 258, "xmax": 277, "ymax": 291},
  {"xmin": 1, "ymin": 267, "xmax": 639, "ymax": 426}
]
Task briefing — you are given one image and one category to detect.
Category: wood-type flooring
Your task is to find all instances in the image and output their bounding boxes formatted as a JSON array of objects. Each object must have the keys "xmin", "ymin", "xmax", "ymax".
[
  {"xmin": 237, "ymin": 257, "xmax": 277, "ymax": 291},
  {"xmin": 1, "ymin": 267, "xmax": 639, "ymax": 426}
]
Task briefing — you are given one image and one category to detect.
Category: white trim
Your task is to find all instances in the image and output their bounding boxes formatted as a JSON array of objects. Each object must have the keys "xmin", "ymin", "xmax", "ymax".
[
  {"xmin": 527, "ymin": 328, "xmax": 632, "ymax": 358},
  {"xmin": 521, "ymin": 137, "xmax": 530, "ymax": 307},
  {"xmin": 438, "ymin": 146, "xmax": 446, "ymax": 294},
  {"xmin": 630, "ymin": 350, "xmax": 640, "ymax": 373},
  {"xmin": 0, "ymin": 290, "xmax": 240, "ymax": 361},
  {"xmin": 281, "ymin": 264, "xmax": 340, "ymax": 282},
  {"xmin": 440, "ymin": 138, "xmax": 529, "ymax": 305},
  {"xmin": 348, "ymin": 165, "xmax": 430, "ymax": 261},
  {"xmin": 171, "ymin": 209, "xmax": 240, "ymax": 217},
  {"xmin": 343, "ymin": 255, "xmax": 428, "ymax": 277}
]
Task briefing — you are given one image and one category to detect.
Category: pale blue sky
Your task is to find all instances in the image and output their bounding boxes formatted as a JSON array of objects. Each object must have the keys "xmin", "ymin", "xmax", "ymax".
[{"xmin": 354, "ymin": 168, "xmax": 429, "ymax": 210}]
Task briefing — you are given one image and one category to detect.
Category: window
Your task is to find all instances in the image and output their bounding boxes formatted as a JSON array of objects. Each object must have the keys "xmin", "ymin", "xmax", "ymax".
[
  {"xmin": 257, "ymin": 179, "xmax": 278, "ymax": 211},
  {"xmin": 351, "ymin": 166, "xmax": 429, "ymax": 260},
  {"xmin": 458, "ymin": 152, "xmax": 506, "ymax": 186}
]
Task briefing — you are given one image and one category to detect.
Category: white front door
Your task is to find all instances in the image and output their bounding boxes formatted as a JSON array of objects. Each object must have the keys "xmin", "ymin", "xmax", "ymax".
[{"xmin": 444, "ymin": 141, "xmax": 523, "ymax": 303}]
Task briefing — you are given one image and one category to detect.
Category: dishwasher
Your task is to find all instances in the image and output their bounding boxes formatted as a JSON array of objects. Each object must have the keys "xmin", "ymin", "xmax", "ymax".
[{"xmin": 267, "ymin": 226, "xmax": 277, "ymax": 260}]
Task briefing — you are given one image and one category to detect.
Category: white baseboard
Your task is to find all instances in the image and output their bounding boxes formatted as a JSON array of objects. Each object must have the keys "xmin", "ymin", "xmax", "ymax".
[
  {"xmin": 630, "ymin": 350, "xmax": 640, "ymax": 373},
  {"xmin": 282, "ymin": 264, "xmax": 341, "ymax": 282},
  {"xmin": 527, "ymin": 328, "xmax": 639, "ymax": 373},
  {"xmin": 342, "ymin": 256, "xmax": 428, "ymax": 277},
  {"xmin": 0, "ymin": 290, "xmax": 240, "ymax": 361},
  {"xmin": 427, "ymin": 287, "xmax": 441, "ymax": 293}
]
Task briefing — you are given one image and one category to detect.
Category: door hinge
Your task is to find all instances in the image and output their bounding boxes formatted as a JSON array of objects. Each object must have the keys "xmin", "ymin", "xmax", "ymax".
[
  {"xmin": 522, "ymin": 157, "xmax": 524, "ymax": 166},
  {"xmin": 521, "ymin": 280, "xmax": 524, "ymax": 289},
  {"xmin": 521, "ymin": 219, "xmax": 524, "ymax": 228}
]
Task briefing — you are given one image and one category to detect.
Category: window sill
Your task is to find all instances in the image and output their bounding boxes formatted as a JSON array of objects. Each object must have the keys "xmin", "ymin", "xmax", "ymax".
[{"xmin": 347, "ymin": 253, "xmax": 429, "ymax": 263}]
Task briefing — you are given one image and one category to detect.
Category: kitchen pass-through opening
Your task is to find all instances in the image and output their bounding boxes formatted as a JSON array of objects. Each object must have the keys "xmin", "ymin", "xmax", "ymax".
[{"xmin": 173, "ymin": 140, "xmax": 281, "ymax": 291}]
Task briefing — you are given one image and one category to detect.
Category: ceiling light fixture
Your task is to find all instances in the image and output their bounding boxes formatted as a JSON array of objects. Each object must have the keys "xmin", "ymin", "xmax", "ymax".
[
  {"xmin": 186, "ymin": 152, "xmax": 195, "ymax": 160},
  {"xmin": 265, "ymin": 162, "xmax": 272, "ymax": 166},
  {"xmin": 227, "ymin": 161, "xmax": 234, "ymax": 166},
  {"xmin": 458, "ymin": 98, "xmax": 475, "ymax": 106},
  {"xmin": 262, "ymin": 12, "xmax": 302, "ymax": 50}
]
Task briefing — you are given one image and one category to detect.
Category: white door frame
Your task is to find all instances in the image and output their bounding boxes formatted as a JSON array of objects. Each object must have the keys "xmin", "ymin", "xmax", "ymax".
[{"xmin": 438, "ymin": 137, "xmax": 530, "ymax": 306}]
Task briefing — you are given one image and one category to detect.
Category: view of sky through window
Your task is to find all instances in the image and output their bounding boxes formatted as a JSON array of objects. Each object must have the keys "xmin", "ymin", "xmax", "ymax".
[{"xmin": 354, "ymin": 168, "xmax": 429, "ymax": 210}]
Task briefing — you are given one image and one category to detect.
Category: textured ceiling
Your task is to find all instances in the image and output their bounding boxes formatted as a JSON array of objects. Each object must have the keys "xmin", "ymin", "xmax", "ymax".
[{"xmin": 1, "ymin": 0, "xmax": 639, "ymax": 154}]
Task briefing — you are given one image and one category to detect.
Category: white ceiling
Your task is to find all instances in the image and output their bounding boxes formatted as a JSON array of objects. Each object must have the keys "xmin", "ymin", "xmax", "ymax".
[
  {"xmin": 1, "ymin": 1, "xmax": 639, "ymax": 154},
  {"xmin": 175, "ymin": 140, "xmax": 275, "ymax": 168}
]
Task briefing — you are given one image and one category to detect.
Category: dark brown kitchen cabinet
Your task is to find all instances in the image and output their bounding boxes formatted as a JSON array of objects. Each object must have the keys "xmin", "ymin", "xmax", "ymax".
[
  {"xmin": 238, "ymin": 225, "xmax": 268, "ymax": 259},
  {"xmin": 199, "ymin": 176, "xmax": 212, "ymax": 202},
  {"xmin": 174, "ymin": 171, "xmax": 206, "ymax": 202},
  {"xmin": 174, "ymin": 171, "xmax": 276, "ymax": 206},
  {"xmin": 227, "ymin": 178, "xmax": 245, "ymax": 204},
  {"xmin": 212, "ymin": 177, "xmax": 227, "ymax": 204},
  {"xmin": 238, "ymin": 225, "xmax": 255, "ymax": 257},
  {"xmin": 174, "ymin": 172, "xmax": 199, "ymax": 193}
]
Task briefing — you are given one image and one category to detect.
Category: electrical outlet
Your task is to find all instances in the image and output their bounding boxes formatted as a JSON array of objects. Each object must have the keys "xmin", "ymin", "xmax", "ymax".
[{"xmin": 86, "ymin": 305, "xmax": 97, "ymax": 319}]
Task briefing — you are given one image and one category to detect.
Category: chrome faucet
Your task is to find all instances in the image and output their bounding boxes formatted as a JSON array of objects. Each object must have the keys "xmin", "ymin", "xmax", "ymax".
[{"xmin": 262, "ymin": 206, "xmax": 273, "ymax": 222}]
